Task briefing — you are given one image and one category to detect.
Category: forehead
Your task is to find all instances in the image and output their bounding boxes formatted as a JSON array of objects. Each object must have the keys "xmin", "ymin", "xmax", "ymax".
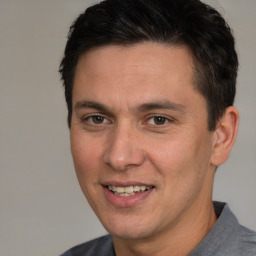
[
  {"xmin": 73, "ymin": 43, "xmax": 204, "ymax": 113},
  {"xmin": 75, "ymin": 43, "xmax": 194, "ymax": 81}
]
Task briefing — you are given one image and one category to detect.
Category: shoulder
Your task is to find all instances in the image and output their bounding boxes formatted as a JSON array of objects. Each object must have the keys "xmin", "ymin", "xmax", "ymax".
[
  {"xmin": 214, "ymin": 202, "xmax": 256, "ymax": 255},
  {"xmin": 217, "ymin": 225, "xmax": 256, "ymax": 256},
  {"xmin": 235, "ymin": 225, "xmax": 256, "ymax": 255},
  {"xmin": 190, "ymin": 202, "xmax": 256, "ymax": 256},
  {"xmin": 60, "ymin": 235, "xmax": 114, "ymax": 256}
]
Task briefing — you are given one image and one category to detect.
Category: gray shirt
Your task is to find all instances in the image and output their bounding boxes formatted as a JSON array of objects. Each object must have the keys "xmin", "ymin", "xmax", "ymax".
[{"xmin": 60, "ymin": 202, "xmax": 256, "ymax": 256}]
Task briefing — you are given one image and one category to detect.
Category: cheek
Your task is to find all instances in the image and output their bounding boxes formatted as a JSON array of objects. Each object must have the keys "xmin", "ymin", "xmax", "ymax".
[
  {"xmin": 70, "ymin": 132, "xmax": 103, "ymax": 182},
  {"xmin": 148, "ymin": 138, "xmax": 193, "ymax": 174},
  {"xmin": 70, "ymin": 132, "xmax": 106, "ymax": 211},
  {"xmin": 147, "ymin": 131, "xmax": 213, "ymax": 184},
  {"xmin": 148, "ymin": 136, "xmax": 213, "ymax": 211}
]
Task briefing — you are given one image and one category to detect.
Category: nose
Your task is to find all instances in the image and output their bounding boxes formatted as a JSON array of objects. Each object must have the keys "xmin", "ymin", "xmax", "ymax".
[{"xmin": 103, "ymin": 124, "xmax": 146, "ymax": 171}]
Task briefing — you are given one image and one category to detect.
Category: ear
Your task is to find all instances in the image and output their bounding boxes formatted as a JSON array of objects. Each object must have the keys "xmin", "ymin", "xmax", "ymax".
[{"xmin": 210, "ymin": 106, "xmax": 239, "ymax": 167}]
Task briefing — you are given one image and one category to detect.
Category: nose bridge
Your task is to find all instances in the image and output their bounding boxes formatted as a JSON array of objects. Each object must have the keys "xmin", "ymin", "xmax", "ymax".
[{"xmin": 103, "ymin": 121, "xmax": 145, "ymax": 171}]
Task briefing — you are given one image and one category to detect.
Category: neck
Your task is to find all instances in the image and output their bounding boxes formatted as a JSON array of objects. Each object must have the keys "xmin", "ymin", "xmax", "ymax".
[{"xmin": 113, "ymin": 200, "xmax": 217, "ymax": 256}]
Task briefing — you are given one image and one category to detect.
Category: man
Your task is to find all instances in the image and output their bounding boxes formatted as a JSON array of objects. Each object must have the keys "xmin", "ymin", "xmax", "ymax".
[{"xmin": 59, "ymin": 0, "xmax": 256, "ymax": 255}]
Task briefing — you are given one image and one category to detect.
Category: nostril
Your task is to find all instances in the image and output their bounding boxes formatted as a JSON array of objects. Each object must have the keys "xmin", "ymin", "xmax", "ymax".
[{"xmin": 103, "ymin": 128, "xmax": 146, "ymax": 170}]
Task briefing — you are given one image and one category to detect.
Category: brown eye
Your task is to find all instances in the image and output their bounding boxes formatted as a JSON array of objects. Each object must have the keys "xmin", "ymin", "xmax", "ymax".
[
  {"xmin": 152, "ymin": 116, "xmax": 168, "ymax": 125},
  {"xmin": 87, "ymin": 115, "xmax": 108, "ymax": 124},
  {"xmin": 92, "ymin": 116, "xmax": 104, "ymax": 124}
]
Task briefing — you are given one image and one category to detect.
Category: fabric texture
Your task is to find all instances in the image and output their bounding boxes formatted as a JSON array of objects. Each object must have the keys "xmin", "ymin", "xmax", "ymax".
[
  {"xmin": 60, "ymin": 235, "xmax": 114, "ymax": 256},
  {"xmin": 60, "ymin": 202, "xmax": 256, "ymax": 256}
]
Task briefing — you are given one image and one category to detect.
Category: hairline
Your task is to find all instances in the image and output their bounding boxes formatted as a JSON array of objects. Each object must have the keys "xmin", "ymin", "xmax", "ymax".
[{"xmin": 69, "ymin": 41, "xmax": 213, "ymax": 128}]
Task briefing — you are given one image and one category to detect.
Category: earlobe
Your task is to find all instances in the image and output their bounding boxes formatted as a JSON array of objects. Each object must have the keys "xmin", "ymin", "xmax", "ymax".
[{"xmin": 210, "ymin": 106, "xmax": 239, "ymax": 167}]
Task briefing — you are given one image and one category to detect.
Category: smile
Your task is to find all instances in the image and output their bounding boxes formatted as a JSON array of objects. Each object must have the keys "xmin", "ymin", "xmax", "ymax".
[{"xmin": 107, "ymin": 185, "xmax": 153, "ymax": 197}]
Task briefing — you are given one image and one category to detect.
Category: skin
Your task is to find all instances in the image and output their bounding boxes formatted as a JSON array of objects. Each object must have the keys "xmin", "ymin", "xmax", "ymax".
[{"xmin": 70, "ymin": 43, "xmax": 239, "ymax": 256}]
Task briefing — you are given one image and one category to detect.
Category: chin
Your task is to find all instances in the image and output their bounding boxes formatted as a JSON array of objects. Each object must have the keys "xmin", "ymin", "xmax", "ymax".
[
  {"xmin": 110, "ymin": 229, "xmax": 153, "ymax": 241},
  {"xmin": 101, "ymin": 216, "xmax": 158, "ymax": 240}
]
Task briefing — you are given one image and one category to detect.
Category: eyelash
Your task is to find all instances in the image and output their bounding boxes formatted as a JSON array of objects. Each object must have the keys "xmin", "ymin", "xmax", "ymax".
[
  {"xmin": 146, "ymin": 115, "xmax": 172, "ymax": 126},
  {"xmin": 81, "ymin": 114, "xmax": 174, "ymax": 128},
  {"xmin": 83, "ymin": 115, "xmax": 111, "ymax": 125}
]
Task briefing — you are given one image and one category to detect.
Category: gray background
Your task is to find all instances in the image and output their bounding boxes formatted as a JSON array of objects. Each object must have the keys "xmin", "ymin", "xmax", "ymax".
[{"xmin": 0, "ymin": 0, "xmax": 255, "ymax": 255}]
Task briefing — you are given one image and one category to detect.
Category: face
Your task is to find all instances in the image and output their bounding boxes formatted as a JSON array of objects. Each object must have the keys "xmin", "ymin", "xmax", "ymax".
[{"xmin": 70, "ymin": 43, "xmax": 217, "ymax": 241}]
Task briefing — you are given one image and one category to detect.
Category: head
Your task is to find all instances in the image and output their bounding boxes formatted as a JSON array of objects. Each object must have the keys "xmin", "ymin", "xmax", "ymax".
[
  {"xmin": 59, "ymin": 0, "xmax": 239, "ymax": 250},
  {"xmin": 59, "ymin": 0, "xmax": 238, "ymax": 131}
]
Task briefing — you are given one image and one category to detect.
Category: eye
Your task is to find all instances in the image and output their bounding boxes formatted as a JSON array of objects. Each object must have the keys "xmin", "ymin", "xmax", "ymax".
[
  {"xmin": 147, "ymin": 116, "xmax": 169, "ymax": 125},
  {"xmin": 86, "ymin": 115, "xmax": 110, "ymax": 124}
]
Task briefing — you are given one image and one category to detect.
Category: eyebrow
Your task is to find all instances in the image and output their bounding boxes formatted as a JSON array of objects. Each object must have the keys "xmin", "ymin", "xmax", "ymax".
[
  {"xmin": 74, "ymin": 100, "xmax": 186, "ymax": 114},
  {"xmin": 74, "ymin": 100, "xmax": 111, "ymax": 113},
  {"xmin": 136, "ymin": 100, "xmax": 186, "ymax": 113}
]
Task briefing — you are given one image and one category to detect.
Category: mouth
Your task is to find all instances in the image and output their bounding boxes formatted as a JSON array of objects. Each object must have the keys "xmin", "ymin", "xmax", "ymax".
[
  {"xmin": 103, "ymin": 183, "xmax": 155, "ymax": 207},
  {"xmin": 106, "ymin": 185, "xmax": 154, "ymax": 197}
]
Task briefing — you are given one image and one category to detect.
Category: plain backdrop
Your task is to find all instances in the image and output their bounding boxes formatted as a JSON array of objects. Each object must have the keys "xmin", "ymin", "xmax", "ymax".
[{"xmin": 0, "ymin": 0, "xmax": 255, "ymax": 255}]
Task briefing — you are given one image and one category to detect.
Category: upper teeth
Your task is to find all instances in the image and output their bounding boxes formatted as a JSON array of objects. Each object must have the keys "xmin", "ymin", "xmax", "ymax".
[{"xmin": 108, "ymin": 185, "xmax": 152, "ymax": 194}]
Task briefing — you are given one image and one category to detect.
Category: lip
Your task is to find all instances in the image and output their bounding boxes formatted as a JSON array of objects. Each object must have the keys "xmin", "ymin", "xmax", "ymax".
[
  {"xmin": 102, "ymin": 183, "xmax": 155, "ymax": 208},
  {"xmin": 102, "ymin": 181, "xmax": 153, "ymax": 187}
]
